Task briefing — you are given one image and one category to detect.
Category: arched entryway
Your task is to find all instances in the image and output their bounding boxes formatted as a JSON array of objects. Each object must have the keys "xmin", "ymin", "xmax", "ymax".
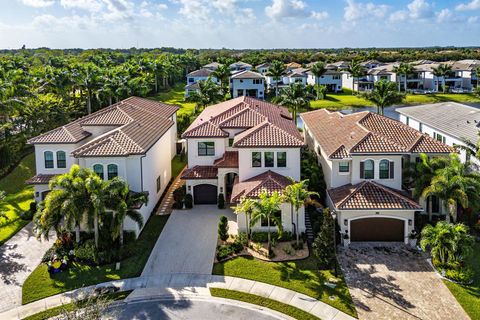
[{"xmin": 224, "ymin": 172, "xmax": 238, "ymax": 203}]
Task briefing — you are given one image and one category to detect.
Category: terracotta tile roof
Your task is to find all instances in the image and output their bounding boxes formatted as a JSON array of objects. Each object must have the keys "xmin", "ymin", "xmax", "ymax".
[
  {"xmin": 328, "ymin": 181, "xmax": 421, "ymax": 210},
  {"xmin": 182, "ymin": 97, "xmax": 303, "ymax": 148},
  {"xmin": 181, "ymin": 166, "xmax": 218, "ymax": 179},
  {"xmin": 26, "ymin": 174, "xmax": 56, "ymax": 185},
  {"xmin": 301, "ymin": 109, "xmax": 453, "ymax": 159},
  {"xmin": 214, "ymin": 151, "xmax": 239, "ymax": 168},
  {"xmin": 231, "ymin": 170, "xmax": 292, "ymax": 203},
  {"xmin": 187, "ymin": 68, "xmax": 214, "ymax": 77},
  {"xmin": 230, "ymin": 70, "xmax": 264, "ymax": 79}
]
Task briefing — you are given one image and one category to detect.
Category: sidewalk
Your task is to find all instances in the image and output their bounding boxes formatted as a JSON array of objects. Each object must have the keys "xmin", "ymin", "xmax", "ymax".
[
  {"xmin": 156, "ymin": 166, "xmax": 186, "ymax": 215},
  {"xmin": 1, "ymin": 274, "xmax": 355, "ymax": 320}
]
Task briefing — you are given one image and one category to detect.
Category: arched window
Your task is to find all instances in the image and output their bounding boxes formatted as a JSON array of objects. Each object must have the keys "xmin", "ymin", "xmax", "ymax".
[
  {"xmin": 93, "ymin": 164, "xmax": 104, "ymax": 180},
  {"xmin": 107, "ymin": 164, "xmax": 118, "ymax": 180},
  {"xmin": 44, "ymin": 151, "xmax": 54, "ymax": 169},
  {"xmin": 379, "ymin": 160, "xmax": 390, "ymax": 179},
  {"xmin": 361, "ymin": 159, "xmax": 374, "ymax": 179},
  {"xmin": 56, "ymin": 151, "xmax": 66, "ymax": 168}
]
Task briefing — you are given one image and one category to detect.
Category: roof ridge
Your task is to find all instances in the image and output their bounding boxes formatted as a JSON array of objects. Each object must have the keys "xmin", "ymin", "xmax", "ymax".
[
  {"xmin": 218, "ymin": 105, "xmax": 266, "ymax": 127},
  {"xmin": 116, "ymin": 127, "xmax": 144, "ymax": 152},
  {"xmin": 62, "ymin": 126, "xmax": 76, "ymax": 141},
  {"xmin": 369, "ymin": 181, "xmax": 420, "ymax": 208},
  {"xmin": 336, "ymin": 181, "xmax": 368, "ymax": 209}
]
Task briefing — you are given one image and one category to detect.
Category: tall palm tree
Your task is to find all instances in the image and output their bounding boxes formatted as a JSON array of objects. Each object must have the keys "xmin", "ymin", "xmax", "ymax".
[
  {"xmin": 277, "ymin": 83, "xmax": 311, "ymax": 126},
  {"xmin": 393, "ymin": 62, "xmax": 414, "ymax": 92},
  {"xmin": 283, "ymin": 179, "xmax": 318, "ymax": 246},
  {"xmin": 84, "ymin": 173, "xmax": 108, "ymax": 248},
  {"xmin": 187, "ymin": 78, "xmax": 224, "ymax": 112},
  {"xmin": 266, "ymin": 60, "xmax": 285, "ymax": 97},
  {"xmin": 250, "ymin": 190, "xmax": 283, "ymax": 255},
  {"xmin": 363, "ymin": 79, "xmax": 404, "ymax": 115},
  {"xmin": 211, "ymin": 64, "xmax": 231, "ymax": 97},
  {"xmin": 310, "ymin": 62, "xmax": 327, "ymax": 100},
  {"xmin": 78, "ymin": 63, "xmax": 101, "ymax": 114},
  {"xmin": 347, "ymin": 60, "xmax": 365, "ymax": 93},
  {"xmin": 432, "ymin": 64, "xmax": 453, "ymax": 93},
  {"xmin": 233, "ymin": 196, "xmax": 257, "ymax": 241}
]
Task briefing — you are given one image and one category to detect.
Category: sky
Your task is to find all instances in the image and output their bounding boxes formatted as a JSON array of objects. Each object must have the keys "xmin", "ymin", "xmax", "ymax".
[{"xmin": 1, "ymin": 0, "xmax": 480, "ymax": 49}]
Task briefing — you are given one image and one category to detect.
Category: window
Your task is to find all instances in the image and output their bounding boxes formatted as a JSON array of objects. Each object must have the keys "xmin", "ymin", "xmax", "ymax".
[
  {"xmin": 252, "ymin": 152, "xmax": 261, "ymax": 167},
  {"xmin": 333, "ymin": 75, "xmax": 340, "ymax": 80},
  {"xmin": 379, "ymin": 160, "xmax": 390, "ymax": 179},
  {"xmin": 56, "ymin": 151, "xmax": 66, "ymax": 168},
  {"xmin": 361, "ymin": 160, "xmax": 374, "ymax": 179},
  {"xmin": 277, "ymin": 152, "xmax": 287, "ymax": 167},
  {"xmin": 434, "ymin": 132, "xmax": 446, "ymax": 143},
  {"xmin": 339, "ymin": 161, "xmax": 349, "ymax": 173},
  {"xmin": 228, "ymin": 138, "xmax": 234, "ymax": 147},
  {"xmin": 419, "ymin": 123, "xmax": 423, "ymax": 133},
  {"xmin": 44, "ymin": 151, "xmax": 54, "ymax": 169},
  {"xmin": 253, "ymin": 79, "xmax": 262, "ymax": 84},
  {"xmin": 156, "ymin": 176, "xmax": 161, "ymax": 193},
  {"xmin": 261, "ymin": 210, "xmax": 281, "ymax": 227},
  {"xmin": 188, "ymin": 78, "xmax": 194, "ymax": 83},
  {"xmin": 264, "ymin": 152, "xmax": 274, "ymax": 167},
  {"xmin": 93, "ymin": 164, "xmax": 104, "ymax": 180},
  {"xmin": 406, "ymin": 117, "xmax": 410, "ymax": 126},
  {"xmin": 198, "ymin": 142, "xmax": 215, "ymax": 156},
  {"xmin": 107, "ymin": 164, "xmax": 118, "ymax": 180}
]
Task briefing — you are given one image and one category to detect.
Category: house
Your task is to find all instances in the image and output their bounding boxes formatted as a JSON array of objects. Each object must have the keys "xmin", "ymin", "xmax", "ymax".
[
  {"xmin": 282, "ymin": 68, "xmax": 308, "ymax": 86},
  {"xmin": 203, "ymin": 62, "xmax": 222, "ymax": 70},
  {"xmin": 230, "ymin": 70, "xmax": 265, "ymax": 99},
  {"xmin": 306, "ymin": 69, "xmax": 343, "ymax": 92},
  {"xmin": 285, "ymin": 62, "xmax": 302, "ymax": 72},
  {"xmin": 229, "ymin": 61, "xmax": 253, "ymax": 72},
  {"xmin": 26, "ymin": 97, "xmax": 179, "ymax": 236},
  {"xmin": 256, "ymin": 63, "xmax": 271, "ymax": 75},
  {"xmin": 180, "ymin": 97, "xmax": 305, "ymax": 233},
  {"xmin": 301, "ymin": 109, "xmax": 453, "ymax": 244},
  {"xmin": 398, "ymin": 102, "xmax": 480, "ymax": 166},
  {"xmin": 342, "ymin": 63, "xmax": 396, "ymax": 92},
  {"xmin": 185, "ymin": 68, "xmax": 219, "ymax": 97}
]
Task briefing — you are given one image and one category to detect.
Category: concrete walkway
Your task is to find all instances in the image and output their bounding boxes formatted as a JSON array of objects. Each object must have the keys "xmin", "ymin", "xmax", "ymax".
[
  {"xmin": 156, "ymin": 166, "xmax": 186, "ymax": 215},
  {"xmin": 0, "ymin": 222, "xmax": 52, "ymax": 313},
  {"xmin": 0, "ymin": 274, "xmax": 355, "ymax": 320}
]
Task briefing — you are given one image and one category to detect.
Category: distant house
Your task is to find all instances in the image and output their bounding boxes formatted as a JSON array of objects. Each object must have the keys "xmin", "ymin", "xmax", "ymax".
[
  {"xmin": 282, "ymin": 68, "xmax": 308, "ymax": 86},
  {"xmin": 185, "ymin": 68, "xmax": 219, "ymax": 98},
  {"xmin": 306, "ymin": 69, "xmax": 343, "ymax": 92},
  {"xmin": 26, "ymin": 97, "xmax": 179, "ymax": 236},
  {"xmin": 203, "ymin": 62, "xmax": 222, "ymax": 70},
  {"xmin": 398, "ymin": 102, "xmax": 480, "ymax": 166},
  {"xmin": 256, "ymin": 63, "xmax": 271, "ymax": 75},
  {"xmin": 230, "ymin": 70, "xmax": 265, "ymax": 99},
  {"xmin": 229, "ymin": 61, "xmax": 253, "ymax": 72},
  {"xmin": 285, "ymin": 62, "xmax": 302, "ymax": 72}
]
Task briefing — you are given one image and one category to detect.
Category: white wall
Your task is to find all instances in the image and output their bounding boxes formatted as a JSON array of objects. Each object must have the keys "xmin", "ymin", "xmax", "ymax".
[
  {"xmin": 187, "ymin": 138, "xmax": 225, "ymax": 167},
  {"xmin": 341, "ymin": 73, "xmax": 354, "ymax": 90},
  {"xmin": 303, "ymin": 124, "xmax": 333, "ymax": 188},
  {"xmin": 306, "ymin": 74, "xmax": 342, "ymax": 91},
  {"xmin": 237, "ymin": 202, "xmax": 305, "ymax": 233},
  {"xmin": 231, "ymin": 79, "xmax": 265, "ymax": 99},
  {"xmin": 170, "ymin": 114, "xmax": 177, "ymax": 158},
  {"xmin": 351, "ymin": 155, "xmax": 403, "ymax": 190},
  {"xmin": 238, "ymin": 148, "xmax": 300, "ymax": 181},
  {"xmin": 34, "ymin": 144, "xmax": 80, "ymax": 175}
]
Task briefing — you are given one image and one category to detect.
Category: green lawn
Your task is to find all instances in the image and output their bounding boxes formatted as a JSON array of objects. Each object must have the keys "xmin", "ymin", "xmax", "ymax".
[
  {"xmin": 0, "ymin": 153, "xmax": 36, "ymax": 245},
  {"xmin": 171, "ymin": 155, "xmax": 187, "ymax": 178},
  {"xmin": 149, "ymin": 83, "xmax": 196, "ymax": 117},
  {"xmin": 444, "ymin": 242, "xmax": 480, "ymax": 320},
  {"xmin": 22, "ymin": 214, "xmax": 169, "ymax": 304},
  {"xmin": 212, "ymin": 256, "xmax": 356, "ymax": 317},
  {"xmin": 210, "ymin": 288, "xmax": 320, "ymax": 320}
]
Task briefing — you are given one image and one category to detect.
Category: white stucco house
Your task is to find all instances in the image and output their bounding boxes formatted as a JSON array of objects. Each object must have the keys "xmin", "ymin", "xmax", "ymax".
[
  {"xmin": 301, "ymin": 109, "xmax": 453, "ymax": 244},
  {"xmin": 26, "ymin": 97, "xmax": 179, "ymax": 236},
  {"xmin": 306, "ymin": 70, "xmax": 343, "ymax": 92},
  {"xmin": 181, "ymin": 97, "xmax": 305, "ymax": 234},
  {"xmin": 229, "ymin": 61, "xmax": 253, "ymax": 72},
  {"xmin": 256, "ymin": 63, "xmax": 271, "ymax": 75},
  {"xmin": 282, "ymin": 68, "xmax": 308, "ymax": 86},
  {"xmin": 230, "ymin": 70, "xmax": 265, "ymax": 99},
  {"xmin": 185, "ymin": 68, "xmax": 219, "ymax": 98}
]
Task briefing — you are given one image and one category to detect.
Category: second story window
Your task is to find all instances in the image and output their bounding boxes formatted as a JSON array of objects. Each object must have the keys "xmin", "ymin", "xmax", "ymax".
[
  {"xmin": 339, "ymin": 161, "xmax": 349, "ymax": 173},
  {"xmin": 156, "ymin": 176, "xmax": 161, "ymax": 193},
  {"xmin": 360, "ymin": 160, "xmax": 374, "ymax": 179},
  {"xmin": 93, "ymin": 164, "xmax": 104, "ymax": 180},
  {"xmin": 379, "ymin": 160, "xmax": 394, "ymax": 179},
  {"xmin": 434, "ymin": 132, "xmax": 446, "ymax": 144},
  {"xmin": 44, "ymin": 151, "xmax": 54, "ymax": 169},
  {"xmin": 277, "ymin": 152, "xmax": 287, "ymax": 167},
  {"xmin": 56, "ymin": 151, "xmax": 66, "ymax": 168},
  {"xmin": 265, "ymin": 152, "xmax": 274, "ymax": 167},
  {"xmin": 107, "ymin": 164, "xmax": 118, "ymax": 180},
  {"xmin": 198, "ymin": 142, "xmax": 215, "ymax": 156},
  {"xmin": 228, "ymin": 138, "xmax": 234, "ymax": 147},
  {"xmin": 252, "ymin": 152, "xmax": 261, "ymax": 167}
]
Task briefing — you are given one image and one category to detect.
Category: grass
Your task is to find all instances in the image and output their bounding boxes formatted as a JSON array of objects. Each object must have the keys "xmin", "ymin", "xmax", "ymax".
[
  {"xmin": 444, "ymin": 242, "xmax": 480, "ymax": 320},
  {"xmin": 22, "ymin": 214, "xmax": 169, "ymax": 304},
  {"xmin": 171, "ymin": 155, "xmax": 187, "ymax": 178},
  {"xmin": 212, "ymin": 255, "xmax": 356, "ymax": 317},
  {"xmin": 210, "ymin": 288, "xmax": 320, "ymax": 320},
  {"xmin": 22, "ymin": 290, "xmax": 132, "ymax": 320},
  {"xmin": 0, "ymin": 153, "xmax": 36, "ymax": 245},
  {"xmin": 149, "ymin": 83, "xmax": 196, "ymax": 117}
]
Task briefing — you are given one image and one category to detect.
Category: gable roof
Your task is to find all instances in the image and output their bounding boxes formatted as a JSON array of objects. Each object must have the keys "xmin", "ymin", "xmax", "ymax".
[
  {"xmin": 301, "ymin": 109, "xmax": 453, "ymax": 159},
  {"xmin": 182, "ymin": 96, "xmax": 303, "ymax": 148},
  {"xmin": 230, "ymin": 70, "xmax": 264, "ymax": 79},
  {"xmin": 187, "ymin": 68, "xmax": 214, "ymax": 77},
  {"xmin": 229, "ymin": 61, "xmax": 252, "ymax": 69},
  {"xmin": 231, "ymin": 170, "xmax": 292, "ymax": 203},
  {"xmin": 203, "ymin": 62, "xmax": 222, "ymax": 69}
]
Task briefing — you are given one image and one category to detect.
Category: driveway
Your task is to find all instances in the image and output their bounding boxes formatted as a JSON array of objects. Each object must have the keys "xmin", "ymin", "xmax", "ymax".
[
  {"xmin": 338, "ymin": 244, "xmax": 469, "ymax": 320},
  {"xmin": 142, "ymin": 206, "xmax": 236, "ymax": 276}
]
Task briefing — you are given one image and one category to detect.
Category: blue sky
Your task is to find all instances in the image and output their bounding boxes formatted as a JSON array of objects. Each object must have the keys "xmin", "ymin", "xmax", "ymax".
[{"xmin": 1, "ymin": 0, "xmax": 479, "ymax": 49}]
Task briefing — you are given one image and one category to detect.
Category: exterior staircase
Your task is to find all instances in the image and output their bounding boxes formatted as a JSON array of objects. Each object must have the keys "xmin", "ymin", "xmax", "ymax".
[{"xmin": 305, "ymin": 210, "xmax": 315, "ymax": 245}]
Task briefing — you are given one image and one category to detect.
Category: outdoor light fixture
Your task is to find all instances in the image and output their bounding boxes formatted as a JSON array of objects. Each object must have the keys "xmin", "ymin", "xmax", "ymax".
[
  {"xmin": 343, "ymin": 219, "xmax": 348, "ymax": 226},
  {"xmin": 187, "ymin": 185, "xmax": 191, "ymax": 191},
  {"xmin": 220, "ymin": 187, "xmax": 223, "ymax": 193},
  {"xmin": 408, "ymin": 219, "xmax": 412, "ymax": 226}
]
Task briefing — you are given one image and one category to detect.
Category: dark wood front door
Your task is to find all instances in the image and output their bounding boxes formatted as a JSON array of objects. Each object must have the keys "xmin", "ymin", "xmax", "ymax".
[
  {"xmin": 193, "ymin": 184, "xmax": 217, "ymax": 205},
  {"xmin": 351, "ymin": 218, "xmax": 404, "ymax": 242}
]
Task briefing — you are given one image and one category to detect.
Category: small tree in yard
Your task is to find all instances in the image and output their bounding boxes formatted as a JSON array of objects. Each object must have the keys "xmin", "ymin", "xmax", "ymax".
[
  {"xmin": 218, "ymin": 193, "xmax": 225, "ymax": 209},
  {"xmin": 312, "ymin": 208, "xmax": 335, "ymax": 269},
  {"xmin": 218, "ymin": 215, "xmax": 229, "ymax": 242}
]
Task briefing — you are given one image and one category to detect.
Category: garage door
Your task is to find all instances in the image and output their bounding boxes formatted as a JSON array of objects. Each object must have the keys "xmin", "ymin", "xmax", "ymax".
[
  {"xmin": 351, "ymin": 218, "xmax": 404, "ymax": 242},
  {"xmin": 193, "ymin": 184, "xmax": 217, "ymax": 204}
]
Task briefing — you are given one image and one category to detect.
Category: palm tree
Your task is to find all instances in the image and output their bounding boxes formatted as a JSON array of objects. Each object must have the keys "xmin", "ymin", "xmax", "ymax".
[
  {"xmin": 283, "ymin": 179, "xmax": 318, "ymax": 246},
  {"xmin": 421, "ymin": 153, "xmax": 480, "ymax": 222},
  {"xmin": 310, "ymin": 62, "xmax": 327, "ymax": 100},
  {"xmin": 266, "ymin": 60, "xmax": 285, "ymax": 97},
  {"xmin": 211, "ymin": 64, "xmax": 231, "ymax": 96},
  {"xmin": 78, "ymin": 63, "xmax": 101, "ymax": 114},
  {"xmin": 347, "ymin": 60, "xmax": 365, "ymax": 93},
  {"xmin": 187, "ymin": 78, "xmax": 224, "ymax": 112},
  {"xmin": 84, "ymin": 172, "xmax": 107, "ymax": 248},
  {"xmin": 393, "ymin": 62, "xmax": 414, "ymax": 92},
  {"xmin": 0, "ymin": 191, "xmax": 8, "ymax": 220},
  {"xmin": 277, "ymin": 83, "xmax": 311, "ymax": 126},
  {"xmin": 233, "ymin": 197, "xmax": 257, "ymax": 241},
  {"xmin": 250, "ymin": 190, "xmax": 283, "ymax": 255},
  {"xmin": 363, "ymin": 79, "xmax": 404, "ymax": 115},
  {"xmin": 432, "ymin": 64, "xmax": 453, "ymax": 93}
]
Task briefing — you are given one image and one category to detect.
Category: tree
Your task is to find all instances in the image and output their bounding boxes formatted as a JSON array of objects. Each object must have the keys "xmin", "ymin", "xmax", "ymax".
[
  {"xmin": 393, "ymin": 62, "xmax": 414, "ymax": 92},
  {"xmin": 218, "ymin": 215, "xmax": 229, "ymax": 242},
  {"xmin": 233, "ymin": 197, "xmax": 257, "ymax": 241},
  {"xmin": 432, "ymin": 64, "xmax": 453, "ymax": 93},
  {"xmin": 250, "ymin": 190, "xmax": 283, "ymax": 256},
  {"xmin": 0, "ymin": 191, "xmax": 8, "ymax": 220},
  {"xmin": 186, "ymin": 78, "xmax": 224, "ymax": 112},
  {"xmin": 266, "ymin": 60, "xmax": 284, "ymax": 97},
  {"xmin": 211, "ymin": 64, "xmax": 231, "ymax": 96},
  {"xmin": 312, "ymin": 208, "xmax": 335, "ymax": 268},
  {"xmin": 276, "ymin": 83, "xmax": 311, "ymax": 126},
  {"xmin": 347, "ymin": 60, "xmax": 365, "ymax": 93},
  {"xmin": 310, "ymin": 62, "xmax": 327, "ymax": 100},
  {"xmin": 283, "ymin": 178, "xmax": 318, "ymax": 246},
  {"xmin": 362, "ymin": 79, "xmax": 404, "ymax": 115},
  {"xmin": 77, "ymin": 63, "xmax": 101, "ymax": 114}
]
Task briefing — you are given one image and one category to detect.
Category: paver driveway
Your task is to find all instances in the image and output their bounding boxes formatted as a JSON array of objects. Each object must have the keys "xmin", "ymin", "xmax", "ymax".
[
  {"xmin": 338, "ymin": 244, "xmax": 469, "ymax": 320},
  {"xmin": 142, "ymin": 206, "xmax": 236, "ymax": 276}
]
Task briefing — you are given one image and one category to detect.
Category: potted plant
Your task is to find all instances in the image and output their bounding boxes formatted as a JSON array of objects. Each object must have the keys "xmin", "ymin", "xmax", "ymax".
[
  {"xmin": 408, "ymin": 230, "xmax": 418, "ymax": 247},
  {"xmin": 343, "ymin": 231, "xmax": 350, "ymax": 248}
]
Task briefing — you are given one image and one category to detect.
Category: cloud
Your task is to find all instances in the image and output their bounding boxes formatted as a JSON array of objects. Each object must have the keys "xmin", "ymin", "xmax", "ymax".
[
  {"xmin": 389, "ymin": 0, "xmax": 433, "ymax": 22},
  {"xmin": 32, "ymin": 14, "xmax": 95, "ymax": 30},
  {"xmin": 265, "ymin": 0, "xmax": 312, "ymax": 20},
  {"xmin": 456, "ymin": 0, "xmax": 480, "ymax": 11},
  {"xmin": 60, "ymin": 0, "xmax": 103, "ymax": 11},
  {"xmin": 436, "ymin": 8, "xmax": 460, "ymax": 23},
  {"xmin": 468, "ymin": 15, "xmax": 479, "ymax": 23},
  {"xmin": 344, "ymin": 0, "xmax": 388, "ymax": 22},
  {"xmin": 21, "ymin": 0, "xmax": 55, "ymax": 7},
  {"xmin": 311, "ymin": 11, "xmax": 329, "ymax": 20}
]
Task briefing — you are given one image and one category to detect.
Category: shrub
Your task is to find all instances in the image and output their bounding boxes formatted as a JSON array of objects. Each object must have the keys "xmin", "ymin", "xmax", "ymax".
[
  {"xmin": 251, "ymin": 231, "xmax": 293, "ymax": 243},
  {"xmin": 445, "ymin": 268, "xmax": 474, "ymax": 284},
  {"xmin": 184, "ymin": 194, "xmax": 193, "ymax": 209},
  {"xmin": 29, "ymin": 201, "xmax": 37, "ymax": 213},
  {"xmin": 231, "ymin": 241, "xmax": 244, "ymax": 254},
  {"xmin": 75, "ymin": 240, "xmax": 98, "ymax": 264},
  {"xmin": 292, "ymin": 241, "xmax": 304, "ymax": 250},
  {"xmin": 235, "ymin": 232, "xmax": 248, "ymax": 247},
  {"xmin": 172, "ymin": 200, "xmax": 183, "ymax": 209},
  {"xmin": 217, "ymin": 244, "xmax": 234, "ymax": 261},
  {"xmin": 312, "ymin": 208, "xmax": 335, "ymax": 269},
  {"xmin": 173, "ymin": 185, "xmax": 186, "ymax": 203},
  {"xmin": 20, "ymin": 210, "xmax": 34, "ymax": 221},
  {"xmin": 218, "ymin": 215, "xmax": 229, "ymax": 241},
  {"xmin": 218, "ymin": 193, "xmax": 225, "ymax": 209}
]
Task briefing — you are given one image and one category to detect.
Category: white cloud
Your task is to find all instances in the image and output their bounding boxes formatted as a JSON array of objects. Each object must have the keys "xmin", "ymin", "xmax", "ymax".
[
  {"xmin": 265, "ymin": 0, "xmax": 312, "ymax": 20},
  {"xmin": 436, "ymin": 8, "xmax": 460, "ymax": 23},
  {"xmin": 407, "ymin": 0, "xmax": 433, "ymax": 19},
  {"xmin": 468, "ymin": 15, "xmax": 479, "ymax": 23},
  {"xmin": 456, "ymin": 0, "xmax": 480, "ymax": 11},
  {"xmin": 311, "ymin": 11, "xmax": 329, "ymax": 20},
  {"xmin": 21, "ymin": 0, "xmax": 55, "ymax": 7},
  {"xmin": 32, "ymin": 14, "xmax": 95, "ymax": 30},
  {"xmin": 389, "ymin": 10, "xmax": 407, "ymax": 22},
  {"xmin": 60, "ymin": 0, "xmax": 103, "ymax": 11},
  {"xmin": 344, "ymin": 0, "xmax": 388, "ymax": 22}
]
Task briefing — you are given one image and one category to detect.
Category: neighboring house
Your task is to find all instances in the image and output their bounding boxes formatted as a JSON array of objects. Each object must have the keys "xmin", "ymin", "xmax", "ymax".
[
  {"xmin": 230, "ymin": 70, "xmax": 265, "ymax": 99},
  {"xmin": 203, "ymin": 62, "xmax": 222, "ymax": 70},
  {"xmin": 398, "ymin": 102, "xmax": 480, "ymax": 166},
  {"xmin": 342, "ymin": 63, "xmax": 396, "ymax": 92},
  {"xmin": 301, "ymin": 109, "xmax": 453, "ymax": 244},
  {"xmin": 26, "ymin": 97, "xmax": 179, "ymax": 236},
  {"xmin": 229, "ymin": 61, "xmax": 253, "ymax": 72},
  {"xmin": 285, "ymin": 62, "xmax": 302, "ymax": 72},
  {"xmin": 181, "ymin": 97, "xmax": 305, "ymax": 233},
  {"xmin": 306, "ymin": 69, "xmax": 343, "ymax": 92},
  {"xmin": 256, "ymin": 63, "xmax": 271, "ymax": 75},
  {"xmin": 185, "ymin": 68, "xmax": 219, "ymax": 98},
  {"xmin": 282, "ymin": 68, "xmax": 308, "ymax": 86}
]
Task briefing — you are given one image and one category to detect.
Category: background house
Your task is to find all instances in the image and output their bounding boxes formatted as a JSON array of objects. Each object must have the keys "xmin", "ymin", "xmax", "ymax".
[{"xmin": 230, "ymin": 70, "xmax": 265, "ymax": 99}]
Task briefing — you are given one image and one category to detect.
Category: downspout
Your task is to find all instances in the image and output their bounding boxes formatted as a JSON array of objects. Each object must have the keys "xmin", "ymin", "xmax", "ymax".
[{"xmin": 140, "ymin": 154, "xmax": 147, "ymax": 192}]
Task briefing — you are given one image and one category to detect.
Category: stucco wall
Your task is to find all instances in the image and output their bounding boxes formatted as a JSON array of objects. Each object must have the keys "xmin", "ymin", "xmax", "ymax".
[
  {"xmin": 187, "ymin": 138, "xmax": 225, "ymax": 167},
  {"xmin": 236, "ymin": 203, "xmax": 305, "ymax": 233},
  {"xmin": 34, "ymin": 144, "xmax": 80, "ymax": 175},
  {"xmin": 350, "ymin": 155, "xmax": 403, "ymax": 190},
  {"xmin": 237, "ymin": 148, "xmax": 300, "ymax": 181}
]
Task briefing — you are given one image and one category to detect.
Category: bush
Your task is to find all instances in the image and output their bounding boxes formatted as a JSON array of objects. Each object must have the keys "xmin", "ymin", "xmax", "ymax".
[
  {"xmin": 445, "ymin": 268, "xmax": 474, "ymax": 284},
  {"xmin": 29, "ymin": 201, "xmax": 37, "ymax": 213},
  {"xmin": 20, "ymin": 210, "xmax": 34, "ymax": 221},
  {"xmin": 312, "ymin": 208, "xmax": 335, "ymax": 269},
  {"xmin": 251, "ymin": 231, "xmax": 293, "ymax": 243},
  {"xmin": 184, "ymin": 193, "xmax": 193, "ymax": 209},
  {"xmin": 218, "ymin": 215, "xmax": 229, "ymax": 241},
  {"xmin": 217, "ymin": 244, "xmax": 234, "ymax": 261},
  {"xmin": 292, "ymin": 241, "xmax": 304, "ymax": 250},
  {"xmin": 235, "ymin": 232, "xmax": 248, "ymax": 247},
  {"xmin": 231, "ymin": 241, "xmax": 244, "ymax": 254},
  {"xmin": 218, "ymin": 193, "xmax": 225, "ymax": 209},
  {"xmin": 75, "ymin": 240, "xmax": 98, "ymax": 264}
]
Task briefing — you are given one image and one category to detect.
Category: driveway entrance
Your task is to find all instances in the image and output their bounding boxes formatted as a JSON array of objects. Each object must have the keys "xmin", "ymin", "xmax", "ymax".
[{"xmin": 338, "ymin": 244, "xmax": 469, "ymax": 320}]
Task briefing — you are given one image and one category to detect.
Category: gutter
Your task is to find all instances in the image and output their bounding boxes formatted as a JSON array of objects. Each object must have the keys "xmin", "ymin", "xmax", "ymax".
[{"xmin": 140, "ymin": 154, "xmax": 147, "ymax": 192}]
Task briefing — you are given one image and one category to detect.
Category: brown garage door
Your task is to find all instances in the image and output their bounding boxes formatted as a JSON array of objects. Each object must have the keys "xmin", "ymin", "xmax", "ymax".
[
  {"xmin": 193, "ymin": 184, "xmax": 217, "ymax": 204},
  {"xmin": 351, "ymin": 218, "xmax": 404, "ymax": 242}
]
